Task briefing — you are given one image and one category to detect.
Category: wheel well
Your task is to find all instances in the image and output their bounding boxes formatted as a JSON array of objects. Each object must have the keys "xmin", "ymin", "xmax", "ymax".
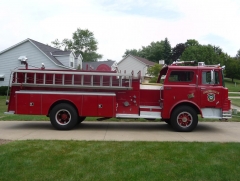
[
  {"xmin": 171, "ymin": 102, "xmax": 200, "ymax": 116},
  {"xmin": 47, "ymin": 100, "xmax": 79, "ymax": 117}
]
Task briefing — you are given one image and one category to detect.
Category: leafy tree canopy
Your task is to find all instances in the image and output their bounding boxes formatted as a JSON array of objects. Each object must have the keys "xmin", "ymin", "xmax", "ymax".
[
  {"xmin": 147, "ymin": 64, "xmax": 163, "ymax": 83},
  {"xmin": 185, "ymin": 39, "xmax": 199, "ymax": 47},
  {"xmin": 122, "ymin": 49, "xmax": 141, "ymax": 57},
  {"xmin": 122, "ymin": 38, "xmax": 172, "ymax": 64},
  {"xmin": 181, "ymin": 44, "xmax": 226, "ymax": 65},
  {"xmin": 236, "ymin": 49, "xmax": 240, "ymax": 59},
  {"xmin": 225, "ymin": 58, "xmax": 240, "ymax": 82},
  {"xmin": 171, "ymin": 43, "xmax": 186, "ymax": 62},
  {"xmin": 51, "ymin": 28, "xmax": 102, "ymax": 62}
]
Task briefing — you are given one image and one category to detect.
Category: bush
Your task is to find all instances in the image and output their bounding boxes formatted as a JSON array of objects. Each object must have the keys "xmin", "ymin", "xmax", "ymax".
[{"xmin": 0, "ymin": 86, "xmax": 9, "ymax": 96}]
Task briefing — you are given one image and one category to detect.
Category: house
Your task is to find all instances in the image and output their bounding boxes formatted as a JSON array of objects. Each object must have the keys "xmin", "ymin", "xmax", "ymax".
[
  {"xmin": 0, "ymin": 38, "xmax": 83, "ymax": 86},
  {"xmin": 82, "ymin": 60, "xmax": 117, "ymax": 71},
  {"xmin": 117, "ymin": 54, "xmax": 156, "ymax": 80}
]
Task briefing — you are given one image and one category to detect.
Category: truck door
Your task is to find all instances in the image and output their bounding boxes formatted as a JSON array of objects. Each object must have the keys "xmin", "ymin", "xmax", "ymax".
[
  {"xmin": 162, "ymin": 70, "xmax": 198, "ymax": 118},
  {"xmin": 198, "ymin": 69, "xmax": 222, "ymax": 108}
]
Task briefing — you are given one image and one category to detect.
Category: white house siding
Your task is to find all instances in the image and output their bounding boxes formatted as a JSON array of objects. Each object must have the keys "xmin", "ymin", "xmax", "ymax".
[
  {"xmin": 117, "ymin": 56, "xmax": 147, "ymax": 77},
  {"xmin": 55, "ymin": 56, "xmax": 69, "ymax": 68},
  {"xmin": 0, "ymin": 41, "xmax": 61, "ymax": 86},
  {"xmin": 69, "ymin": 53, "xmax": 75, "ymax": 69},
  {"xmin": 75, "ymin": 58, "xmax": 81, "ymax": 69}
]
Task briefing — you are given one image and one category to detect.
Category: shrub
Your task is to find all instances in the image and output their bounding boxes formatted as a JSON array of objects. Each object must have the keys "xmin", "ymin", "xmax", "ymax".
[{"xmin": 0, "ymin": 86, "xmax": 9, "ymax": 96}]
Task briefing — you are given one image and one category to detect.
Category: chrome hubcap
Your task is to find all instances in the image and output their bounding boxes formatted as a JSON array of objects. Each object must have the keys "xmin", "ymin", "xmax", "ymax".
[
  {"xmin": 177, "ymin": 112, "xmax": 193, "ymax": 128},
  {"xmin": 55, "ymin": 109, "xmax": 71, "ymax": 125}
]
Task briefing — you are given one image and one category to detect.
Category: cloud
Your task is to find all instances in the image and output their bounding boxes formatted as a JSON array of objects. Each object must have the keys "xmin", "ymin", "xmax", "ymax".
[{"xmin": 0, "ymin": 0, "xmax": 240, "ymax": 62}]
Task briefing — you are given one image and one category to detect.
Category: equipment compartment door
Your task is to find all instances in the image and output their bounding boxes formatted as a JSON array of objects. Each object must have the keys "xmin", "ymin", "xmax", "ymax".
[
  {"xmin": 16, "ymin": 93, "xmax": 30, "ymax": 114},
  {"xmin": 98, "ymin": 96, "xmax": 115, "ymax": 117},
  {"xmin": 81, "ymin": 94, "xmax": 116, "ymax": 117},
  {"xmin": 29, "ymin": 94, "xmax": 42, "ymax": 115},
  {"xmin": 82, "ymin": 95, "xmax": 98, "ymax": 116}
]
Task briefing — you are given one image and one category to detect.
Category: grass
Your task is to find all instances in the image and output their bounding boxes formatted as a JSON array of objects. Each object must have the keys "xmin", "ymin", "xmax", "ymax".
[
  {"xmin": 0, "ymin": 140, "xmax": 240, "ymax": 181},
  {"xmin": 231, "ymin": 99, "xmax": 240, "ymax": 107},
  {"xmin": 225, "ymin": 78, "xmax": 240, "ymax": 92},
  {"xmin": 229, "ymin": 93, "xmax": 240, "ymax": 96}
]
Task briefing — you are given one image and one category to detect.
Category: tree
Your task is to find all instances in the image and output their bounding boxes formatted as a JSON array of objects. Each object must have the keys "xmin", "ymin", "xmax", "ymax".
[
  {"xmin": 51, "ymin": 39, "xmax": 62, "ymax": 49},
  {"xmin": 185, "ymin": 39, "xmax": 199, "ymax": 47},
  {"xmin": 181, "ymin": 44, "xmax": 226, "ymax": 65},
  {"xmin": 163, "ymin": 38, "xmax": 172, "ymax": 64},
  {"xmin": 122, "ymin": 38, "xmax": 172, "ymax": 64},
  {"xmin": 212, "ymin": 45, "xmax": 223, "ymax": 55},
  {"xmin": 51, "ymin": 28, "xmax": 102, "ymax": 62},
  {"xmin": 147, "ymin": 64, "xmax": 163, "ymax": 83},
  {"xmin": 236, "ymin": 49, "xmax": 240, "ymax": 60},
  {"xmin": 140, "ymin": 41, "xmax": 165, "ymax": 63},
  {"xmin": 225, "ymin": 58, "xmax": 240, "ymax": 82},
  {"xmin": 171, "ymin": 43, "xmax": 186, "ymax": 62},
  {"xmin": 122, "ymin": 49, "xmax": 141, "ymax": 58}
]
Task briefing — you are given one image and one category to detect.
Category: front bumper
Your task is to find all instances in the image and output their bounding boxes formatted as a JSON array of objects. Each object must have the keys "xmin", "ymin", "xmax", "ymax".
[{"xmin": 222, "ymin": 110, "xmax": 232, "ymax": 119}]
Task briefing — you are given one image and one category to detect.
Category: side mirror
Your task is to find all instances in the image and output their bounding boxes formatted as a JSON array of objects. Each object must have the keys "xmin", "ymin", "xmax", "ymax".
[{"xmin": 211, "ymin": 70, "xmax": 215, "ymax": 84}]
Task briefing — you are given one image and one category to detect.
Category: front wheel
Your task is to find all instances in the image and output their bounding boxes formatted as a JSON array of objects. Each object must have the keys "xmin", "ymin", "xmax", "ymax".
[
  {"xmin": 50, "ymin": 103, "xmax": 78, "ymax": 130},
  {"xmin": 170, "ymin": 106, "xmax": 198, "ymax": 132}
]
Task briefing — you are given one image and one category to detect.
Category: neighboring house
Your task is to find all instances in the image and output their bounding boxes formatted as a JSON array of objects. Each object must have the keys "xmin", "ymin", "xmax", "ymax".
[
  {"xmin": 0, "ymin": 38, "xmax": 83, "ymax": 86},
  {"xmin": 82, "ymin": 60, "xmax": 117, "ymax": 71},
  {"xmin": 117, "ymin": 54, "xmax": 156, "ymax": 79}
]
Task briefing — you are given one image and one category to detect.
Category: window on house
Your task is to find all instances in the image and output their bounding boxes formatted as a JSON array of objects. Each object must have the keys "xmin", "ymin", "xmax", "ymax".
[
  {"xmin": 0, "ymin": 74, "xmax": 4, "ymax": 81},
  {"xmin": 70, "ymin": 56, "xmax": 74, "ymax": 67}
]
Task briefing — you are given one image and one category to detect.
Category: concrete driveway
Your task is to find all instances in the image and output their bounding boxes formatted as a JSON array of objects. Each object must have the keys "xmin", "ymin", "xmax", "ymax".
[{"xmin": 1, "ymin": 121, "xmax": 240, "ymax": 142}]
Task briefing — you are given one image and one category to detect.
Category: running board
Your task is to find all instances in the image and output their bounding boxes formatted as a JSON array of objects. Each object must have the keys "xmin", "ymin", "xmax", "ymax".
[
  {"xmin": 4, "ymin": 111, "xmax": 15, "ymax": 114},
  {"xmin": 116, "ymin": 113, "xmax": 161, "ymax": 119}
]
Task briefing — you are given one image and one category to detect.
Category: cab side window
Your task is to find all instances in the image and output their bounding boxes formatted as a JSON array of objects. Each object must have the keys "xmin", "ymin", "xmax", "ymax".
[
  {"xmin": 168, "ymin": 71, "xmax": 194, "ymax": 82},
  {"xmin": 202, "ymin": 71, "xmax": 220, "ymax": 85}
]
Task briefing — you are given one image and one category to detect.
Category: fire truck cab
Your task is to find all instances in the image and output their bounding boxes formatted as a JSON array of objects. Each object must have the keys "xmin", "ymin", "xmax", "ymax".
[{"xmin": 5, "ymin": 61, "xmax": 232, "ymax": 132}]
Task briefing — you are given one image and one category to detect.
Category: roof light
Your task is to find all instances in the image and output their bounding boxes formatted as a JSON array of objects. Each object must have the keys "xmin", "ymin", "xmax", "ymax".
[{"xmin": 198, "ymin": 62, "xmax": 205, "ymax": 66}]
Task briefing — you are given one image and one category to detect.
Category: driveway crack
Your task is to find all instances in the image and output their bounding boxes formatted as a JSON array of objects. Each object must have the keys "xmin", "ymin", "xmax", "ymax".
[{"xmin": 103, "ymin": 123, "xmax": 109, "ymax": 140}]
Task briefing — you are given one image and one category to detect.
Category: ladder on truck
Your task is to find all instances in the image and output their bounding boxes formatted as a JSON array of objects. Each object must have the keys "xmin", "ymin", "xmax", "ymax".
[{"xmin": 10, "ymin": 69, "xmax": 133, "ymax": 90}]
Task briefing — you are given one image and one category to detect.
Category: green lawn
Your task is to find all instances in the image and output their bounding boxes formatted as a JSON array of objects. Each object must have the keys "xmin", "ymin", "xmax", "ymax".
[
  {"xmin": 0, "ymin": 140, "xmax": 240, "ymax": 181},
  {"xmin": 231, "ymin": 99, "xmax": 240, "ymax": 107},
  {"xmin": 225, "ymin": 78, "xmax": 240, "ymax": 92},
  {"xmin": 229, "ymin": 93, "xmax": 240, "ymax": 97}
]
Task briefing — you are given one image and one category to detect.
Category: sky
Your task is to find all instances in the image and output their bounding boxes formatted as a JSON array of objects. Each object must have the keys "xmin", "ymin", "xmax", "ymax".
[{"xmin": 0, "ymin": 0, "xmax": 240, "ymax": 61}]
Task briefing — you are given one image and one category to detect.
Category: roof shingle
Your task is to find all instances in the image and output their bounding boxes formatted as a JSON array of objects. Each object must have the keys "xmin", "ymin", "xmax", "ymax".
[{"xmin": 132, "ymin": 55, "xmax": 156, "ymax": 66}]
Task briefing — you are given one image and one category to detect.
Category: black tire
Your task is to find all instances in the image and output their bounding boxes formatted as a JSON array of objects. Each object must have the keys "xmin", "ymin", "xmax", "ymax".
[
  {"xmin": 50, "ymin": 103, "xmax": 78, "ymax": 130},
  {"xmin": 170, "ymin": 106, "xmax": 198, "ymax": 132},
  {"xmin": 162, "ymin": 119, "xmax": 171, "ymax": 125},
  {"xmin": 77, "ymin": 116, "xmax": 86, "ymax": 124}
]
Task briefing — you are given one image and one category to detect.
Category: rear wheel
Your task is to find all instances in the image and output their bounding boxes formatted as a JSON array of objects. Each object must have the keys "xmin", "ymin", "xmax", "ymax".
[
  {"xmin": 170, "ymin": 106, "xmax": 198, "ymax": 132},
  {"xmin": 50, "ymin": 103, "xmax": 78, "ymax": 130}
]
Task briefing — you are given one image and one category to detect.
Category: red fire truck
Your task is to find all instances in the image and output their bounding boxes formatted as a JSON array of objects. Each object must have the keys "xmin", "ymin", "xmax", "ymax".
[{"xmin": 5, "ymin": 61, "xmax": 232, "ymax": 132}]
